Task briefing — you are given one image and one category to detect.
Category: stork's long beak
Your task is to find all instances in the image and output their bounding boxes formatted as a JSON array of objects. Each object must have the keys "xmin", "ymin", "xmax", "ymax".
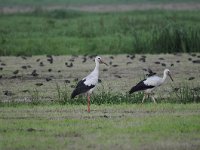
[
  {"xmin": 168, "ymin": 73, "xmax": 173, "ymax": 81},
  {"xmin": 100, "ymin": 60, "xmax": 108, "ymax": 66}
]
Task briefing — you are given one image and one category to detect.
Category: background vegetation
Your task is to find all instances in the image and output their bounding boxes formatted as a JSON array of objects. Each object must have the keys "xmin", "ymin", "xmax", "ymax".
[
  {"xmin": 1, "ymin": 0, "xmax": 200, "ymax": 7},
  {"xmin": 0, "ymin": 10, "xmax": 200, "ymax": 56}
]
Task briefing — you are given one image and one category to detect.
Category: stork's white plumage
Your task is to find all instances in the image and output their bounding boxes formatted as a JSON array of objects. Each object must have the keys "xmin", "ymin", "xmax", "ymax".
[
  {"xmin": 71, "ymin": 56, "xmax": 108, "ymax": 112},
  {"xmin": 129, "ymin": 69, "xmax": 173, "ymax": 103}
]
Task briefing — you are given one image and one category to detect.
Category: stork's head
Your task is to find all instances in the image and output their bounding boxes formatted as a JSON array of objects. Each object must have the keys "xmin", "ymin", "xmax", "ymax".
[
  {"xmin": 164, "ymin": 69, "xmax": 173, "ymax": 81},
  {"xmin": 95, "ymin": 56, "xmax": 108, "ymax": 66}
]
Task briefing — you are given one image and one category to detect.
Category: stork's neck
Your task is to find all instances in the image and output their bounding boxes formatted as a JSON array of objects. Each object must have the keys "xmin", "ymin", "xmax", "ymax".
[
  {"xmin": 162, "ymin": 71, "xmax": 167, "ymax": 83},
  {"xmin": 95, "ymin": 61, "xmax": 99, "ymax": 70},
  {"xmin": 92, "ymin": 60, "xmax": 99, "ymax": 77}
]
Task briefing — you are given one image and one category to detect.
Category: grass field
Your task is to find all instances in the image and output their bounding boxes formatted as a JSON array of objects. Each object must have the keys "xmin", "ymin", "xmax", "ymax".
[
  {"xmin": 0, "ymin": 10, "xmax": 200, "ymax": 56},
  {"xmin": 1, "ymin": 104, "xmax": 200, "ymax": 150},
  {"xmin": 0, "ymin": 0, "xmax": 200, "ymax": 55},
  {"xmin": 0, "ymin": 1, "xmax": 200, "ymax": 149},
  {"xmin": 1, "ymin": 0, "xmax": 200, "ymax": 7}
]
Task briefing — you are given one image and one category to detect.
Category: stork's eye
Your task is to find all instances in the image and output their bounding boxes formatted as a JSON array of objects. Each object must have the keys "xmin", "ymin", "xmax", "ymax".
[{"xmin": 98, "ymin": 58, "xmax": 100, "ymax": 60}]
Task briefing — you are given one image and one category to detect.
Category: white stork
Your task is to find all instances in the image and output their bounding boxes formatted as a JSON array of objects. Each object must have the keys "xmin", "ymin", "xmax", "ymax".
[
  {"xmin": 129, "ymin": 69, "xmax": 173, "ymax": 103},
  {"xmin": 71, "ymin": 56, "xmax": 108, "ymax": 112}
]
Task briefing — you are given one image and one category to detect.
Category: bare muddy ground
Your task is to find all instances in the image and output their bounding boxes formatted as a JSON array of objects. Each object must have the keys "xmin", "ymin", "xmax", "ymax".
[
  {"xmin": 0, "ymin": 54, "xmax": 199, "ymax": 102},
  {"xmin": 0, "ymin": 3, "xmax": 200, "ymax": 14}
]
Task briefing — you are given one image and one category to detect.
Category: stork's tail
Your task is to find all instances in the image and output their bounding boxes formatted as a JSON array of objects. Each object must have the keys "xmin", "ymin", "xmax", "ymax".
[
  {"xmin": 129, "ymin": 86, "xmax": 138, "ymax": 94},
  {"xmin": 71, "ymin": 90, "xmax": 77, "ymax": 99}
]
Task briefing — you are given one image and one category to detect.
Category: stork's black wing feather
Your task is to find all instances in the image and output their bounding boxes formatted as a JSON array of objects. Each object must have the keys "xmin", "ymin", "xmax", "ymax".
[
  {"xmin": 71, "ymin": 79, "xmax": 95, "ymax": 99},
  {"xmin": 146, "ymin": 68, "xmax": 156, "ymax": 77},
  {"xmin": 129, "ymin": 79, "xmax": 155, "ymax": 94}
]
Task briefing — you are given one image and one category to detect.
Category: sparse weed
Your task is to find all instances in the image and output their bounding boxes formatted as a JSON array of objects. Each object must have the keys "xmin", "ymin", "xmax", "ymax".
[
  {"xmin": 170, "ymin": 85, "xmax": 200, "ymax": 104},
  {"xmin": 60, "ymin": 84, "xmax": 200, "ymax": 105},
  {"xmin": 55, "ymin": 82, "xmax": 69, "ymax": 104},
  {"xmin": 29, "ymin": 88, "xmax": 40, "ymax": 105},
  {"xmin": 0, "ymin": 84, "xmax": 199, "ymax": 107}
]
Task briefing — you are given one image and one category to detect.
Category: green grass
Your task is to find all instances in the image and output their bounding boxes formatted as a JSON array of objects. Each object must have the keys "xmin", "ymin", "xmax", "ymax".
[
  {"xmin": 54, "ymin": 87, "xmax": 200, "ymax": 105},
  {"xmin": 0, "ymin": 0, "xmax": 200, "ymax": 7},
  {"xmin": 0, "ymin": 104, "xmax": 200, "ymax": 150},
  {"xmin": 0, "ymin": 10, "xmax": 200, "ymax": 56},
  {"xmin": 1, "ymin": 84, "xmax": 199, "ymax": 107}
]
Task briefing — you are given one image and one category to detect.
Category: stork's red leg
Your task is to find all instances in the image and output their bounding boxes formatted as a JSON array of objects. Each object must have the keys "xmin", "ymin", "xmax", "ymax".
[{"xmin": 87, "ymin": 94, "xmax": 90, "ymax": 113}]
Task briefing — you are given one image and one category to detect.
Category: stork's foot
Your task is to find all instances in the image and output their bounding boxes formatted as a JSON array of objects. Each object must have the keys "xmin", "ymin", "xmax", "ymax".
[
  {"xmin": 142, "ymin": 93, "xmax": 147, "ymax": 103},
  {"xmin": 151, "ymin": 95, "xmax": 157, "ymax": 104},
  {"xmin": 142, "ymin": 93, "xmax": 157, "ymax": 104}
]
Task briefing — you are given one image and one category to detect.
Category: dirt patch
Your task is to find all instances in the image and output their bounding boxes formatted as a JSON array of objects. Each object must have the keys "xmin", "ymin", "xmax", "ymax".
[
  {"xmin": 0, "ymin": 3, "xmax": 200, "ymax": 14},
  {"xmin": 55, "ymin": 132, "xmax": 82, "ymax": 138},
  {"xmin": 67, "ymin": 3, "xmax": 200, "ymax": 12},
  {"xmin": 140, "ymin": 140, "xmax": 200, "ymax": 150}
]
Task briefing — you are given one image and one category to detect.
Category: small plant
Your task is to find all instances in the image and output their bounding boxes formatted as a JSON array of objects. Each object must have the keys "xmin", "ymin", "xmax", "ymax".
[
  {"xmin": 55, "ymin": 82, "xmax": 69, "ymax": 104},
  {"xmin": 169, "ymin": 85, "xmax": 200, "ymax": 104},
  {"xmin": 30, "ymin": 88, "xmax": 40, "ymax": 105}
]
